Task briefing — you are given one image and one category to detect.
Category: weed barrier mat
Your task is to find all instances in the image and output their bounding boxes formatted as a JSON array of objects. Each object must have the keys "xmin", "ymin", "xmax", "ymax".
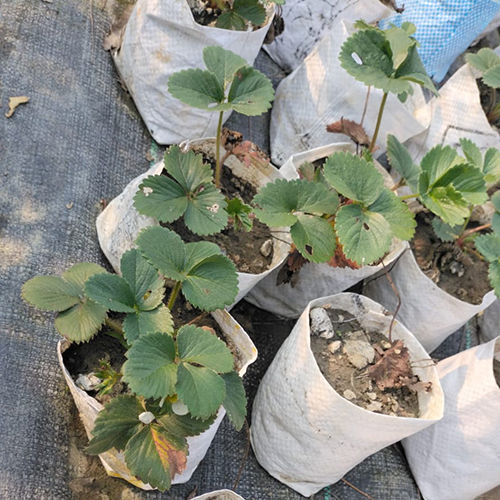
[{"xmin": 0, "ymin": 1, "xmax": 474, "ymax": 498}]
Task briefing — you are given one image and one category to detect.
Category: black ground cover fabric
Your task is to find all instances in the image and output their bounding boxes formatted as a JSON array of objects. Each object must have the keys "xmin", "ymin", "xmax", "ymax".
[{"xmin": 0, "ymin": 1, "xmax": 468, "ymax": 498}]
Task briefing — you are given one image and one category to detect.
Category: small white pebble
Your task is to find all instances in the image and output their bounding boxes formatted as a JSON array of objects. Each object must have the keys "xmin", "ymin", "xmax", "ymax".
[
  {"xmin": 138, "ymin": 411, "xmax": 155, "ymax": 425},
  {"xmin": 328, "ymin": 340, "xmax": 341, "ymax": 354},
  {"xmin": 172, "ymin": 401, "xmax": 189, "ymax": 416},
  {"xmin": 343, "ymin": 389, "xmax": 357, "ymax": 401}
]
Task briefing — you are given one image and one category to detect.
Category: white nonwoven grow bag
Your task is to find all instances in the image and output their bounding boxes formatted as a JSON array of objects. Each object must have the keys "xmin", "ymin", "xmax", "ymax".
[
  {"xmin": 363, "ymin": 249, "xmax": 497, "ymax": 354},
  {"xmin": 263, "ymin": 0, "xmax": 391, "ymax": 73},
  {"xmin": 479, "ymin": 299, "xmax": 500, "ymax": 343},
  {"xmin": 250, "ymin": 293, "xmax": 444, "ymax": 497},
  {"xmin": 193, "ymin": 490, "xmax": 245, "ymax": 500},
  {"xmin": 112, "ymin": 0, "xmax": 274, "ymax": 145},
  {"xmin": 58, "ymin": 308, "xmax": 257, "ymax": 490},
  {"xmin": 96, "ymin": 138, "xmax": 291, "ymax": 306},
  {"xmin": 245, "ymin": 143, "xmax": 408, "ymax": 318},
  {"xmin": 269, "ymin": 22, "xmax": 431, "ymax": 166},
  {"xmin": 402, "ymin": 337, "xmax": 500, "ymax": 500},
  {"xmin": 403, "ymin": 61, "xmax": 500, "ymax": 165}
]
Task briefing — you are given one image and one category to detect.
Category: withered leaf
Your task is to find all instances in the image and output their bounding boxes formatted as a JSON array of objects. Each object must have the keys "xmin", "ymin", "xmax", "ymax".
[
  {"xmin": 328, "ymin": 239, "xmax": 360, "ymax": 269},
  {"xmin": 222, "ymin": 128, "xmax": 270, "ymax": 169},
  {"xmin": 276, "ymin": 248, "xmax": 307, "ymax": 287},
  {"xmin": 5, "ymin": 96, "xmax": 29, "ymax": 118},
  {"xmin": 366, "ymin": 339, "xmax": 413, "ymax": 391},
  {"xmin": 326, "ymin": 117, "xmax": 371, "ymax": 147}
]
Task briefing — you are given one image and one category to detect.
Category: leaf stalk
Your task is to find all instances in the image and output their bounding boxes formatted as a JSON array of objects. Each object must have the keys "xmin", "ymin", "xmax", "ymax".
[
  {"xmin": 215, "ymin": 110, "xmax": 224, "ymax": 188},
  {"xmin": 369, "ymin": 92, "xmax": 388, "ymax": 153},
  {"xmin": 167, "ymin": 281, "xmax": 182, "ymax": 311}
]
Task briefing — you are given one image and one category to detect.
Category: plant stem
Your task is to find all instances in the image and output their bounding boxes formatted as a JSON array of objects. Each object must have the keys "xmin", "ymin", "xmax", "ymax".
[
  {"xmin": 215, "ymin": 110, "xmax": 224, "ymax": 188},
  {"xmin": 167, "ymin": 281, "xmax": 182, "ymax": 311},
  {"xmin": 369, "ymin": 92, "xmax": 388, "ymax": 153},
  {"xmin": 390, "ymin": 178, "xmax": 406, "ymax": 192},
  {"xmin": 458, "ymin": 223, "xmax": 491, "ymax": 244},
  {"xmin": 399, "ymin": 193, "xmax": 419, "ymax": 201},
  {"xmin": 105, "ymin": 317, "xmax": 124, "ymax": 336},
  {"xmin": 360, "ymin": 85, "xmax": 371, "ymax": 127},
  {"xmin": 104, "ymin": 330, "xmax": 128, "ymax": 349}
]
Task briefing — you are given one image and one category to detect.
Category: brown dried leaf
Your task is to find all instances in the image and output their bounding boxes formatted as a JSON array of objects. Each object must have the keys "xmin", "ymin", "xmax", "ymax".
[
  {"xmin": 328, "ymin": 239, "xmax": 360, "ymax": 269},
  {"xmin": 103, "ymin": 4, "xmax": 134, "ymax": 51},
  {"xmin": 366, "ymin": 340, "xmax": 413, "ymax": 390},
  {"xmin": 276, "ymin": 248, "xmax": 307, "ymax": 287},
  {"xmin": 5, "ymin": 96, "xmax": 29, "ymax": 118},
  {"xmin": 326, "ymin": 117, "xmax": 370, "ymax": 147}
]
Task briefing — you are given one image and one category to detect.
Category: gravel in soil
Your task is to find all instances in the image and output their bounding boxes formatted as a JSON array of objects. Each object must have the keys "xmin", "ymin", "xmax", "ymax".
[
  {"xmin": 310, "ymin": 308, "xmax": 420, "ymax": 417},
  {"xmin": 168, "ymin": 161, "xmax": 274, "ymax": 275},
  {"xmin": 411, "ymin": 212, "xmax": 491, "ymax": 305}
]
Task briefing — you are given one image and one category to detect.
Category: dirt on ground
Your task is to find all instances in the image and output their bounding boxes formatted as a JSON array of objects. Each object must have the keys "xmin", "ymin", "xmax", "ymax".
[
  {"xmin": 169, "ymin": 161, "xmax": 274, "ymax": 275},
  {"xmin": 310, "ymin": 308, "xmax": 421, "ymax": 418},
  {"xmin": 411, "ymin": 212, "xmax": 491, "ymax": 305}
]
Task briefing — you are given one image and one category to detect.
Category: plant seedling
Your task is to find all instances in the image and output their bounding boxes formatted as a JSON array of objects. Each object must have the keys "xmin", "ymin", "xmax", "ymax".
[
  {"xmin": 466, "ymin": 48, "xmax": 500, "ymax": 123},
  {"xmin": 253, "ymin": 151, "xmax": 415, "ymax": 266},
  {"xmin": 168, "ymin": 46, "xmax": 274, "ymax": 187},
  {"xmin": 339, "ymin": 21, "xmax": 438, "ymax": 151},
  {"xmin": 387, "ymin": 134, "xmax": 500, "ymax": 296},
  {"xmin": 22, "ymin": 242, "xmax": 245, "ymax": 490},
  {"xmin": 206, "ymin": 0, "xmax": 284, "ymax": 31}
]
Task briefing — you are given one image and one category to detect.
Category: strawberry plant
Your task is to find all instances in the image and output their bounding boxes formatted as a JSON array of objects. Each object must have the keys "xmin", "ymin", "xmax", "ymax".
[
  {"xmin": 204, "ymin": 0, "xmax": 284, "ymax": 31},
  {"xmin": 168, "ymin": 46, "xmax": 274, "ymax": 188},
  {"xmin": 253, "ymin": 151, "xmax": 415, "ymax": 266},
  {"xmin": 339, "ymin": 21, "xmax": 438, "ymax": 151},
  {"xmin": 466, "ymin": 48, "xmax": 500, "ymax": 123},
  {"xmin": 387, "ymin": 134, "xmax": 500, "ymax": 296},
  {"xmin": 22, "ymin": 240, "xmax": 245, "ymax": 490}
]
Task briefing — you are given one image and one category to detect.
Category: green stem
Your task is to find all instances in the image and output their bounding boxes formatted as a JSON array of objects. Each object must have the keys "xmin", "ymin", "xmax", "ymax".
[
  {"xmin": 167, "ymin": 281, "xmax": 182, "ymax": 311},
  {"xmin": 105, "ymin": 317, "xmax": 125, "ymax": 336},
  {"xmin": 369, "ymin": 92, "xmax": 388, "ymax": 153},
  {"xmin": 215, "ymin": 110, "xmax": 224, "ymax": 189},
  {"xmin": 399, "ymin": 193, "xmax": 420, "ymax": 201},
  {"xmin": 104, "ymin": 330, "xmax": 128, "ymax": 349}
]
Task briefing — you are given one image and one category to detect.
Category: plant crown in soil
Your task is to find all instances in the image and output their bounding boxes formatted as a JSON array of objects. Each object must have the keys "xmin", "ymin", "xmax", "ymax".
[
  {"xmin": 387, "ymin": 135, "xmax": 500, "ymax": 297},
  {"xmin": 22, "ymin": 242, "xmax": 245, "ymax": 491}
]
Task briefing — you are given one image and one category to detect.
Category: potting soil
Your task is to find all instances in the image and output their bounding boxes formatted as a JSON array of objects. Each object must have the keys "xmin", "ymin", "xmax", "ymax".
[{"xmin": 0, "ymin": 1, "xmax": 476, "ymax": 498}]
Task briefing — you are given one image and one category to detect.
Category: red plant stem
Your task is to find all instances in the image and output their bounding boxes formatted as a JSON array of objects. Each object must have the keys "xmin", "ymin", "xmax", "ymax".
[{"xmin": 457, "ymin": 223, "xmax": 491, "ymax": 246}]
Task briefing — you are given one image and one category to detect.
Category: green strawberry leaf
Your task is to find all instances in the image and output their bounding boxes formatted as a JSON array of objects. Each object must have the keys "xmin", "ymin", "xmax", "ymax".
[
  {"xmin": 123, "ymin": 332, "xmax": 177, "ymax": 399},
  {"xmin": 369, "ymin": 189, "xmax": 416, "ymax": 241},
  {"xmin": 459, "ymin": 138, "xmax": 483, "ymax": 169},
  {"xmin": 168, "ymin": 69, "xmax": 226, "ymax": 111},
  {"xmin": 203, "ymin": 46, "xmax": 247, "ymax": 88},
  {"xmin": 177, "ymin": 325, "xmax": 234, "ymax": 373},
  {"xmin": 394, "ymin": 44, "xmax": 438, "ymax": 95},
  {"xmin": 385, "ymin": 25, "xmax": 416, "ymax": 70},
  {"xmin": 466, "ymin": 48, "xmax": 500, "ymax": 73},
  {"xmin": 226, "ymin": 197, "xmax": 253, "ymax": 231},
  {"xmin": 323, "ymin": 152, "xmax": 385, "ymax": 205},
  {"xmin": 86, "ymin": 395, "xmax": 143, "ymax": 454},
  {"xmin": 420, "ymin": 185, "xmax": 470, "ymax": 226},
  {"xmin": 123, "ymin": 305, "xmax": 174, "ymax": 344},
  {"xmin": 228, "ymin": 66, "xmax": 274, "ymax": 116},
  {"xmin": 483, "ymin": 148, "xmax": 500, "ymax": 185},
  {"xmin": 137, "ymin": 227, "xmax": 239, "ymax": 311},
  {"xmin": 335, "ymin": 204, "xmax": 392, "ymax": 265},
  {"xmin": 221, "ymin": 371, "xmax": 246, "ymax": 431},
  {"xmin": 290, "ymin": 214, "xmax": 336, "ymax": 263},
  {"xmin": 488, "ymin": 260, "xmax": 500, "ymax": 298},
  {"xmin": 420, "ymin": 145, "xmax": 462, "ymax": 188},
  {"xmin": 475, "ymin": 233, "xmax": 500, "ymax": 262},
  {"xmin": 134, "ymin": 147, "xmax": 228, "ymax": 235},
  {"xmin": 386, "ymin": 134, "xmax": 420, "ymax": 192},
  {"xmin": 54, "ymin": 299, "xmax": 108, "ymax": 343},
  {"xmin": 233, "ymin": 0, "xmax": 267, "ymax": 26},
  {"xmin": 215, "ymin": 10, "xmax": 247, "ymax": 30},
  {"xmin": 431, "ymin": 218, "xmax": 462, "ymax": 242},
  {"xmin": 176, "ymin": 363, "xmax": 226, "ymax": 419},
  {"xmin": 482, "ymin": 65, "xmax": 500, "ymax": 88},
  {"xmin": 120, "ymin": 249, "xmax": 165, "ymax": 311},
  {"xmin": 253, "ymin": 178, "xmax": 338, "ymax": 227},
  {"xmin": 22, "ymin": 263, "xmax": 108, "ymax": 343},
  {"xmin": 85, "ymin": 274, "xmax": 136, "ymax": 313}
]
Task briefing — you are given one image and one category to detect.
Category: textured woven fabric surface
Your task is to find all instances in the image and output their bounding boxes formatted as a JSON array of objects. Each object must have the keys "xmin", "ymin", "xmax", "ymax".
[{"xmin": 0, "ymin": 1, "xmax": 466, "ymax": 498}]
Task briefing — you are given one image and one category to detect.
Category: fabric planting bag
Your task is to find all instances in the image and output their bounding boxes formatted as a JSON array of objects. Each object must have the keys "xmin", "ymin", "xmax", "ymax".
[
  {"xmin": 263, "ymin": 0, "xmax": 391, "ymax": 73},
  {"xmin": 57, "ymin": 308, "xmax": 257, "ymax": 490},
  {"xmin": 250, "ymin": 293, "xmax": 444, "ymax": 497},
  {"xmin": 96, "ymin": 138, "xmax": 291, "ymax": 306},
  {"xmin": 112, "ymin": 0, "xmax": 274, "ymax": 145},
  {"xmin": 363, "ymin": 249, "xmax": 497, "ymax": 354},
  {"xmin": 402, "ymin": 337, "xmax": 500, "ymax": 500},
  {"xmin": 269, "ymin": 21, "xmax": 431, "ymax": 166},
  {"xmin": 479, "ymin": 300, "xmax": 500, "ymax": 343},
  {"xmin": 379, "ymin": 0, "xmax": 500, "ymax": 82},
  {"xmin": 401, "ymin": 60, "xmax": 500, "ymax": 166},
  {"xmin": 193, "ymin": 491, "xmax": 245, "ymax": 500},
  {"xmin": 245, "ymin": 142, "xmax": 409, "ymax": 318}
]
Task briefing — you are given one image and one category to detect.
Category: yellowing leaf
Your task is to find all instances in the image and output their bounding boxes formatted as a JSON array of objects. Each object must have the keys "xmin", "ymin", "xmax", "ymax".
[{"xmin": 151, "ymin": 425, "xmax": 187, "ymax": 479}]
